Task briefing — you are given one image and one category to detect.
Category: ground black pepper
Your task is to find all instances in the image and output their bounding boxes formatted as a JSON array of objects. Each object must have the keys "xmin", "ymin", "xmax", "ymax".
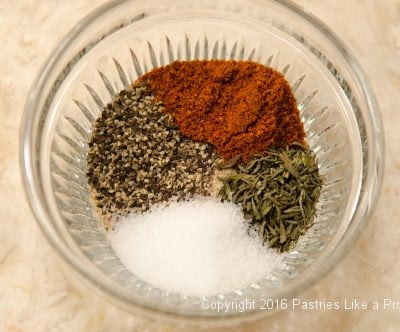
[{"xmin": 86, "ymin": 84, "xmax": 217, "ymax": 227}]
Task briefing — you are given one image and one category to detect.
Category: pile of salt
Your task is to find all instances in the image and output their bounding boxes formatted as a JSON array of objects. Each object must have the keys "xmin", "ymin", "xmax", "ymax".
[{"xmin": 109, "ymin": 197, "xmax": 285, "ymax": 296}]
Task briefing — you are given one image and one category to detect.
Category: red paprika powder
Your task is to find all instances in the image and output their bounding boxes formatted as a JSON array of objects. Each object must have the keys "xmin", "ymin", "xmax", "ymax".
[{"xmin": 141, "ymin": 60, "xmax": 305, "ymax": 161}]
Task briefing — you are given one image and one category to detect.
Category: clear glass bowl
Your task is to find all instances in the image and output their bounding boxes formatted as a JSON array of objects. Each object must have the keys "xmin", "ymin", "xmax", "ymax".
[{"xmin": 20, "ymin": 0, "xmax": 384, "ymax": 326}]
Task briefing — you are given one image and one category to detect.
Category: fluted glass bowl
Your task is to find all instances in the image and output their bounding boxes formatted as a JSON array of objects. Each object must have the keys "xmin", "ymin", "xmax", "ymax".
[{"xmin": 21, "ymin": 0, "xmax": 383, "ymax": 326}]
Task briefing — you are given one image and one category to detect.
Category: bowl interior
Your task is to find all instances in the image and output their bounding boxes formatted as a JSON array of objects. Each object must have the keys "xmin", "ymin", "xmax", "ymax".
[{"xmin": 33, "ymin": 2, "xmax": 365, "ymax": 319}]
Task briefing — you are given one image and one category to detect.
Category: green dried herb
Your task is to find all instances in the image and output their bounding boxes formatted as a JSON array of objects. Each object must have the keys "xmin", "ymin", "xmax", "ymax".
[{"xmin": 218, "ymin": 144, "xmax": 323, "ymax": 252}]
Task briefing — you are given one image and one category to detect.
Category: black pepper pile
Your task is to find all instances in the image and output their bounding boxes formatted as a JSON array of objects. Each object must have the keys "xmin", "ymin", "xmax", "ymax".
[{"xmin": 87, "ymin": 84, "xmax": 217, "ymax": 226}]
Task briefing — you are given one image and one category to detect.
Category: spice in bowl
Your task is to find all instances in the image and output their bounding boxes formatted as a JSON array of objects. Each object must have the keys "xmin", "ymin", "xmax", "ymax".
[
  {"xmin": 109, "ymin": 197, "xmax": 286, "ymax": 296},
  {"xmin": 85, "ymin": 59, "xmax": 323, "ymax": 296},
  {"xmin": 141, "ymin": 60, "xmax": 305, "ymax": 162},
  {"xmin": 218, "ymin": 144, "xmax": 323, "ymax": 252},
  {"xmin": 86, "ymin": 83, "xmax": 217, "ymax": 228}
]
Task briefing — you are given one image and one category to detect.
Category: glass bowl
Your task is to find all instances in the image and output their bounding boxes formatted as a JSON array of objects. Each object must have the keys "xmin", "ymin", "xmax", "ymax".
[{"xmin": 20, "ymin": 0, "xmax": 384, "ymax": 326}]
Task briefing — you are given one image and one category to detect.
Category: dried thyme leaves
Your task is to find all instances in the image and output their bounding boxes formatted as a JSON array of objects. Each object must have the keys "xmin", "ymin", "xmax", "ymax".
[
  {"xmin": 218, "ymin": 144, "xmax": 323, "ymax": 252},
  {"xmin": 86, "ymin": 84, "xmax": 217, "ymax": 222}
]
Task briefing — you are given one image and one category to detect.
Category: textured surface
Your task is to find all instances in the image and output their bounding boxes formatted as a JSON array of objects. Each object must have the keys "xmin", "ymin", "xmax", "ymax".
[{"xmin": 0, "ymin": 0, "xmax": 399, "ymax": 330}]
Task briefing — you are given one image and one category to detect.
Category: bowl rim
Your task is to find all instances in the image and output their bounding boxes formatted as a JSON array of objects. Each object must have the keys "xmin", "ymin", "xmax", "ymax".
[{"xmin": 20, "ymin": 0, "xmax": 384, "ymax": 325}]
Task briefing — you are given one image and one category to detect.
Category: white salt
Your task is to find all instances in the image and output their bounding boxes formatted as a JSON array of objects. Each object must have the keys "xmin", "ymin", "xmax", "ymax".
[{"xmin": 109, "ymin": 197, "xmax": 285, "ymax": 297}]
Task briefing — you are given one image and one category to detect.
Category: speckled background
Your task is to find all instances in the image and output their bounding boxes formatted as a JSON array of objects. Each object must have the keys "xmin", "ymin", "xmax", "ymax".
[{"xmin": 1, "ymin": 0, "xmax": 399, "ymax": 330}]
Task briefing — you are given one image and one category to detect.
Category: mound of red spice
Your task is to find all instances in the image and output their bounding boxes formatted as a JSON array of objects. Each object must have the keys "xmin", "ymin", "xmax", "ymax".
[{"xmin": 140, "ymin": 60, "xmax": 305, "ymax": 161}]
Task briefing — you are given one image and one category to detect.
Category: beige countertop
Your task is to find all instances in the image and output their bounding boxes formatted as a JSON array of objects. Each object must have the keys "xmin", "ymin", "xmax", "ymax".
[{"xmin": 1, "ymin": 0, "xmax": 399, "ymax": 330}]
